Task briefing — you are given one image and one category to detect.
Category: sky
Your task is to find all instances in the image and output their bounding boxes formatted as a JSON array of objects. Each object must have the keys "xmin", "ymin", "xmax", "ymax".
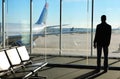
[{"xmin": 0, "ymin": 0, "xmax": 120, "ymax": 28}]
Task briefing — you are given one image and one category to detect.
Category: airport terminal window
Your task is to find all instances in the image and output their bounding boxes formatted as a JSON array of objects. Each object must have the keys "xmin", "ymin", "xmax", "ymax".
[
  {"xmin": 32, "ymin": 0, "xmax": 92, "ymax": 58},
  {"xmin": 32, "ymin": 0, "xmax": 60, "ymax": 55},
  {"xmin": 43, "ymin": 0, "xmax": 120, "ymax": 67},
  {"xmin": 2, "ymin": 0, "xmax": 47, "ymax": 65},
  {"xmin": 32, "ymin": 0, "xmax": 93, "ymax": 65},
  {"xmin": 93, "ymin": 0, "xmax": 120, "ymax": 58},
  {"xmin": 0, "ymin": 0, "xmax": 120, "ymax": 67},
  {"xmin": 61, "ymin": 0, "xmax": 91, "ymax": 56},
  {"xmin": 31, "ymin": 0, "xmax": 93, "ymax": 65},
  {"xmin": 6, "ymin": 0, "xmax": 30, "ymax": 47}
]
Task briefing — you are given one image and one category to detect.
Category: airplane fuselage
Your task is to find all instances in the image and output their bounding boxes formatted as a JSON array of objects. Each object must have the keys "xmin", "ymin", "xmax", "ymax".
[{"xmin": 3, "ymin": 23, "xmax": 45, "ymax": 36}]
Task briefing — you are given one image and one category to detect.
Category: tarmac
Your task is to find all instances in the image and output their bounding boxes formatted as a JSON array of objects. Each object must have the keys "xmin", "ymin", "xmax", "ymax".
[{"xmin": 33, "ymin": 33, "xmax": 120, "ymax": 57}]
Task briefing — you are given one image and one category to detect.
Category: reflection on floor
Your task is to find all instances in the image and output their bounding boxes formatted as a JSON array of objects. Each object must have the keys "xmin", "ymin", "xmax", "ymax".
[{"xmin": 32, "ymin": 55, "xmax": 120, "ymax": 79}]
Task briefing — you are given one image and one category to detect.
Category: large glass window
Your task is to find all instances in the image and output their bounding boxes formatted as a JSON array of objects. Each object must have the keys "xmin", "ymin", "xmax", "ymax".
[
  {"xmin": 32, "ymin": 0, "xmax": 92, "ymax": 57},
  {"xmin": 6, "ymin": 0, "xmax": 30, "ymax": 47},
  {"xmin": 32, "ymin": 0, "xmax": 60, "ymax": 55},
  {"xmin": 0, "ymin": 0, "xmax": 119, "ymax": 67},
  {"xmin": 0, "ymin": 0, "xmax": 47, "ymax": 68},
  {"xmin": 62, "ymin": 0, "xmax": 91, "ymax": 56},
  {"xmin": 94, "ymin": 0, "xmax": 120, "ymax": 58}
]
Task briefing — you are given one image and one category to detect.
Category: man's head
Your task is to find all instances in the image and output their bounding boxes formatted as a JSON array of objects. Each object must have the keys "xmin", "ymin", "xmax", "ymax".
[{"xmin": 101, "ymin": 15, "xmax": 106, "ymax": 23}]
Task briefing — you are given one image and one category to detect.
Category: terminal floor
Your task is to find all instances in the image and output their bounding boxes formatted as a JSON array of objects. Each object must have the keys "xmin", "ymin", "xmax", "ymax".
[{"xmin": 32, "ymin": 55, "xmax": 120, "ymax": 79}]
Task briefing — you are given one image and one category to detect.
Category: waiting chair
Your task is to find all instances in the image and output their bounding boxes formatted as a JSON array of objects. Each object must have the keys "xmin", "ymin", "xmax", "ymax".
[
  {"xmin": 4, "ymin": 46, "xmax": 47, "ymax": 78},
  {"xmin": 0, "ymin": 50, "xmax": 11, "ymax": 76}
]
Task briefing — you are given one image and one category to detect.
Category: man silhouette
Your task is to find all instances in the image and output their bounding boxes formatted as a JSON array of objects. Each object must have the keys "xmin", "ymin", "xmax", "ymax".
[{"xmin": 94, "ymin": 15, "xmax": 111, "ymax": 72}]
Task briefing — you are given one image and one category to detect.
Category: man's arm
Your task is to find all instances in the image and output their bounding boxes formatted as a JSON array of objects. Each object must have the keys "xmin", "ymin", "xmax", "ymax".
[{"xmin": 94, "ymin": 26, "xmax": 98, "ymax": 48}]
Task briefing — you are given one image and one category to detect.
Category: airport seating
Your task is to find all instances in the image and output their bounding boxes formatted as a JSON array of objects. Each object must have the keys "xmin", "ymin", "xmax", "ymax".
[
  {"xmin": 0, "ymin": 46, "xmax": 47, "ymax": 79},
  {"xmin": 16, "ymin": 46, "xmax": 48, "ymax": 73},
  {"xmin": 16, "ymin": 46, "xmax": 32, "ymax": 65},
  {"xmin": 0, "ymin": 50, "xmax": 11, "ymax": 77},
  {"xmin": 0, "ymin": 49, "xmax": 33, "ymax": 79}
]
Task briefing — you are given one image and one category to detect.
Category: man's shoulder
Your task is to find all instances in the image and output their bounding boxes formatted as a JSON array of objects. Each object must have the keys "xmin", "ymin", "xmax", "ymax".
[
  {"xmin": 106, "ymin": 23, "xmax": 111, "ymax": 26},
  {"xmin": 97, "ymin": 23, "xmax": 111, "ymax": 27},
  {"xmin": 97, "ymin": 23, "xmax": 102, "ymax": 28},
  {"xmin": 106, "ymin": 23, "xmax": 112, "ymax": 29},
  {"xmin": 97, "ymin": 23, "xmax": 101, "ymax": 26}
]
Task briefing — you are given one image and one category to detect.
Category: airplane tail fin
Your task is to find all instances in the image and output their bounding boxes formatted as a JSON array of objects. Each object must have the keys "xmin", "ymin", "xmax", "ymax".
[{"xmin": 35, "ymin": 2, "xmax": 48, "ymax": 25}]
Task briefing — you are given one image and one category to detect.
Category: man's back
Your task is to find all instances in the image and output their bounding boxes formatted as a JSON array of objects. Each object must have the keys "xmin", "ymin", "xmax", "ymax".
[{"xmin": 95, "ymin": 22, "xmax": 111, "ymax": 46}]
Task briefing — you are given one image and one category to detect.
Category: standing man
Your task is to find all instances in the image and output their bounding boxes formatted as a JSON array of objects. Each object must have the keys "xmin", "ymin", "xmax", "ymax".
[{"xmin": 94, "ymin": 15, "xmax": 112, "ymax": 72}]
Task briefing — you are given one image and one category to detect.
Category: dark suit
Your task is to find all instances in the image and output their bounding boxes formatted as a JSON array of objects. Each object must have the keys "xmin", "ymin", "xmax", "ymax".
[{"xmin": 94, "ymin": 22, "xmax": 111, "ymax": 71}]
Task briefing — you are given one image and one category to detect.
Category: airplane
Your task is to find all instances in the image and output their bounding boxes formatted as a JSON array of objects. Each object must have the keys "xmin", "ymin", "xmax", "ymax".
[
  {"xmin": 0, "ymin": 2, "xmax": 48, "ymax": 46},
  {"xmin": 0, "ymin": 2, "xmax": 72, "ymax": 47},
  {"xmin": 1, "ymin": 1, "xmax": 118, "ymax": 47},
  {"xmin": 0, "ymin": 2, "xmax": 87, "ymax": 47}
]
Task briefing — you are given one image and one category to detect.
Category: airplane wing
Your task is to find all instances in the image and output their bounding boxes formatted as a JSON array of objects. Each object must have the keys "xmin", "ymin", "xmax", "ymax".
[{"xmin": 46, "ymin": 24, "xmax": 69, "ymax": 28}]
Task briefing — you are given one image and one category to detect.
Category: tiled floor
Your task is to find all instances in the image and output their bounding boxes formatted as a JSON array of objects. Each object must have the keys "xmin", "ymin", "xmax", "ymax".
[{"xmin": 32, "ymin": 56, "xmax": 120, "ymax": 79}]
